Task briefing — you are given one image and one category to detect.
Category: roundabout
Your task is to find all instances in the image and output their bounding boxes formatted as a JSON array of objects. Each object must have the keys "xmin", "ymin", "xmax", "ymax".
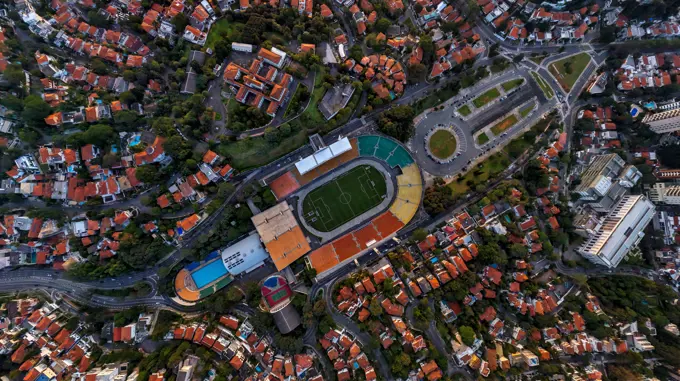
[{"xmin": 426, "ymin": 127, "xmax": 459, "ymax": 163}]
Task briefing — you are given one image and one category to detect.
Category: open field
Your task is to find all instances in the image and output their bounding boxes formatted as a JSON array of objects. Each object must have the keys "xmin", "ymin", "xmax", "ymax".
[
  {"xmin": 549, "ymin": 53, "xmax": 590, "ymax": 92},
  {"xmin": 472, "ymin": 88, "xmax": 501, "ymax": 108},
  {"xmin": 428, "ymin": 129, "xmax": 457, "ymax": 159},
  {"xmin": 301, "ymin": 165, "xmax": 387, "ymax": 232},
  {"xmin": 530, "ymin": 55, "xmax": 547, "ymax": 65},
  {"xmin": 520, "ymin": 104, "xmax": 535, "ymax": 118},
  {"xmin": 502, "ymin": 79, "xmax": 524, "ymax": 92},
  {"xmin": 491, "ymin": 115, "xmax": 518, "ymax": 136},
  {"xmin": 531, "ymin": 72, "xmax": 554, "ymax": 99},
  {"xmin": 457, "ymin": 104, "xmax": 471, "ymax": 116},
  {"xmin": 448, "ymin": 154, "xmax": 510, "ymax": 197},
  {"xmin": 205, "ymin": 19, "xmax": 242, "ymax": 50}
]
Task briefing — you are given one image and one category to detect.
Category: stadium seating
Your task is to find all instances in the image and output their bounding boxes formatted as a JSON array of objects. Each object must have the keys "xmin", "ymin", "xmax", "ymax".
[
  {"xmin": 175, "ymin": 269, "xmax": 201, "ymax": 302},
  {"xmin": 373, "ymin": 211, "xmax": 405, "ymax": 237},
  {"xmin": 397, "ymin": 184, "xmax": 423, "ymax": 204},
  {"xmin": 388, "ymin": 146, "xmax": 414, "ymax": 168},
  {"xmin": 358, "ymin": 135, "xmax": 380, "ymax": 157},
  {"xmin": 374, "ymin": 137, "xmax": 398, "ymax": 161},
  {"xmin": 390, "ymin": 197, "xmax": 419, "ymax": 225},
  {"xmin": 400, "ymin": 165, "xmax": 422, "ymax": 186},
  {"xmin": 306, "ymin": 135, "xmax": 423, "ymax": 277},
  {"xmin": 306, "ymin": 245, "xmax": 340, "ymax": 274}
]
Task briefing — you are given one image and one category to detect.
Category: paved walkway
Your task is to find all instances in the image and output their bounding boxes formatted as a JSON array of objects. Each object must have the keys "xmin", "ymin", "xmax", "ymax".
[{"xmin": 294, "ymin": 158, "xmax": 396, "ymax": 243}]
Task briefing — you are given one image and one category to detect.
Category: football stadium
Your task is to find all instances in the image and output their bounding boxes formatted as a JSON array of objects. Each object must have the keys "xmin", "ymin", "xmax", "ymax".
[
  {"xmin": 267, "ymin": 134, "xmax": 423, "ymax": 278},
  {"xmin": 301, "ymin": 164, "xmax": 387, "ymax": 232},
  {"xmin": 175, "ymin": 134, "xmax": 423, "ymax": 302}
]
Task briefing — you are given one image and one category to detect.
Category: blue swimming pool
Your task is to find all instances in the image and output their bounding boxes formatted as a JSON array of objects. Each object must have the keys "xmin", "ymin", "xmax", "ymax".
[
  {"xmin": 191, "ymin": 259, "xmax": 228, "ymax": 289},
  {"xmin": 129, "ymin": 135, "xmax": 142, "ymax": 147}
]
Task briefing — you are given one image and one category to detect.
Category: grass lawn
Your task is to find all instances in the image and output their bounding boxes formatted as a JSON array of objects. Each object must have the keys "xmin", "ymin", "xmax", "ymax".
[
  {"xmin": 428, "ymin": 129, "xmax": 457, "ymax": 159},
  {"xmin": 502, "ymin": 79, "xmax": 524, "ymax": 92},
  {"xmin": 531, "ymin": 72, "xmax": 554, "ymax": 99},
  {"xmin": 472, "ymin": 88, "xmax": 501, "ymax": 108},
  {"xmin": 205, "ymin": 19, "xmax": 243, "ymax": 50},
  {"xmin": 448, "ymin": 153, "xmax": 511, "ymax": 197},
  {"xmin": 457, "ymin": 104, "xmax": 471, "ymax": 116},
  {"xmin": 414, "ymin": 85, "xmax": 460, "ymax": 114},
  {"xmin": 530, "ymin": 56, "xmax": 547, "ymax": 65},
  {"xmin": 283, "ymin": 83, "xmax": 303, "ymax": 119},
  {"xmin": 519, "ymin": 104, "xmax": 535, "ymax": 118},
  {"xmin": 548, "ymin": 53, "xmax": 591, "ymax": 92},
  {"xmin": 490, "ymin": 115, "xmax": 518, "ymax": 136},
  {"xmin": 476, "ymin": 132, "xmax": 489, "ymax": 145},
  {"xmin": 298, "ymin": 70, "xmax": 327, "ymax": 125},
  {"xmin": 218, "ymin": 129, "xmax": 308, "ymax": 169},
  {"xmin": 301, "ymin": 165, "xmax": 387, "ymax": 232}
]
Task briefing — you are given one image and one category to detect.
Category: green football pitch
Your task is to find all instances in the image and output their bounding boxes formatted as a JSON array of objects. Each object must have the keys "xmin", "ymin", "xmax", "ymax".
[{"xmin": 302, "ymin": 165, "xmax": 387, "ymax": 232}]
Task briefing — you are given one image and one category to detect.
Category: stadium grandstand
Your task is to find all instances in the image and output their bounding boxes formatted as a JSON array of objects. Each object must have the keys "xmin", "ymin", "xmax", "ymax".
[{"xmin": 267, "ymin": 137, "xmax": 360, "ymax": 199}]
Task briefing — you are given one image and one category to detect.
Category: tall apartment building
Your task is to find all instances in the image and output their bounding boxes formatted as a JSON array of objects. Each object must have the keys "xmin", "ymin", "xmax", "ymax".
[
  {"xmin": 649, "ymin": 183, "xmax": 680, "ymax": 204},
  {"xmin": 574, "ymin": 154, "xmax": 641, "ymax": 212},
  {"xmin": 577, "ymin": 195, "xmax": 655, "ymax": 268},
  {"xmin": 641, "ymin": 107, "xmax": 680, "ymax": 133}
]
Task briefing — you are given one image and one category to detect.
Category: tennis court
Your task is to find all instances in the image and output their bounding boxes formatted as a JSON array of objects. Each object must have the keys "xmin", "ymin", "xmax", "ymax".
[{"xmin": 302, "ymin": 165, "xmax": 387, "ymax": 232}]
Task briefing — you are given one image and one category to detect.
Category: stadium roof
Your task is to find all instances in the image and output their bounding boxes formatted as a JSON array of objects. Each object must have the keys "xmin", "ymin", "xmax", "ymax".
[
  {"xmin": 294, "ymin": 137, "xmax": 352, "ymax": 175},
  {"xmin": 329, "ymin": 138, "xmax": 352, "ymax": 156},
  {"xmin": 220, "ymin": 233, "xmax": 269, "ymax": 276},
  {"xmin": 252, "ymin": 202, "xmax": 311, "ymax": 271}
]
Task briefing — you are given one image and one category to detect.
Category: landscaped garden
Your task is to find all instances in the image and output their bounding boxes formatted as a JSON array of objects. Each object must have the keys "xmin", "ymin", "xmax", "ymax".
[
  {"xmin": 205, "ymin": 19, "xmax": 243, "ymax": 50},
  {"xmin": 472, "ymin": 88, "xmax": 501, "ymax": 108},
  {"xmin": 428, "ymin": 129, "xmax": 457, "ymax": 159},
  {"xmin": 476, "ymin": 132, "xmax": 489, "ymax": 145},
  {"xmin": 531, "ymin": 72, "xmax": 554, "ymax": 99},
  {"xmin": 490, "ymin": 115, "xmax": 518, "ymax": 136},
  {"xmin": 548, "ymin": 53, "xmax": 591, "ymax": 92},
  {"xmin": 448, "ymin": 153, "xmax": 510, "ymax": 197},
  {"xmin": 519, "ymin": 104, "xmax": 535, "ymax": 118},
  {"xmin": 501, "ymin": 79, "xmax": 524, "ymax": 92}
]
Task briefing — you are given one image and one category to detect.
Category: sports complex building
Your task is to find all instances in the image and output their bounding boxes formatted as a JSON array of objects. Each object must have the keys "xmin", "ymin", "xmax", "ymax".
[{"xmin": 174, "ymin": 134, "xmax": 423, "ymax": 302}]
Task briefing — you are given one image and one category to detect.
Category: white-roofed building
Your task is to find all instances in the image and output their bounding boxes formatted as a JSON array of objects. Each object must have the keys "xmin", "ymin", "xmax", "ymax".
[
  {"xmin": 577, "ymin": 195, "xmax": 655, "ymax": 268},
  {"xmin": 313, "ymin": 147, "xmax": 333, "ymax": 165},
  {"xmin": 220, "ymin": 233, "xmax": 269, "ymax": 275},
  {"xmin": 329, "ymin": 137, "xmax": 352, "ymax": 156},
  {"xmin": 294, "ymin": 137, "xmax": 353, "ymax": 175}
]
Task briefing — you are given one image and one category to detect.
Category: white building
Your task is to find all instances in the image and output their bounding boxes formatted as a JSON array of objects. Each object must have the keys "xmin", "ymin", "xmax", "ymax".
[
  {"xmin": 573, "ymin": 154, "xmax": 641, "ymax": 212},
  {"xmin": 220, "ymin": 233, "xmax": 269, "ymax": 275},
  {"xmin": 231, "ymin": 42, "xmax": 254, "ymax": 53},
  {"xmin": 642, "ymin": 106, "xmax": 680, "ymax": 133},
  {"xmin": 649, "ymin": 183, "xmax": 680, "ymax": 204},
  {"xmin": 577, "ymin": 195, "xmax": 655, "ymax": 268}
]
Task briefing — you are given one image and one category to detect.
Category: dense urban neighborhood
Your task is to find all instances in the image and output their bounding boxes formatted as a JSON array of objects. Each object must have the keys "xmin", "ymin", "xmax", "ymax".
[{"xmin": 5, "ymin": 0, "xmax": 680, "ymax": 379}]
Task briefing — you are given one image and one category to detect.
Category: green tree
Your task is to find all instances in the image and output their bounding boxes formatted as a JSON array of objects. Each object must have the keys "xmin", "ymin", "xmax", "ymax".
[
  {"xmin": 459, "ymin": 325, "xmax": 476, "ymax": 345},
  {"xmin": 22, "ymin": 95, "xmax": 52, "ymax": 127},
  {"xmin": 172, "ymin": 13, "xmax": 189, "ymax": 32},
  {"xmin": 411, "ymin": 228, "xmax": 428, "ymax": 242},
  {"xmin": 135, "ymin": 166, "xmax": 159, "ymax": 183},
  {"xmin": 375, "ymin": 18, "xmax": 391, "ymax": 33},
  {"xmin": 3, "ymin": 64, "xmax": 25, "ymax": 88},
  {"xmin": 377, "ymin": 105, "xmax": 415, "ymax": 142},
  {"xmin": 163, "ymin": 135, "xmax": 191, "ymax": 161}
]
